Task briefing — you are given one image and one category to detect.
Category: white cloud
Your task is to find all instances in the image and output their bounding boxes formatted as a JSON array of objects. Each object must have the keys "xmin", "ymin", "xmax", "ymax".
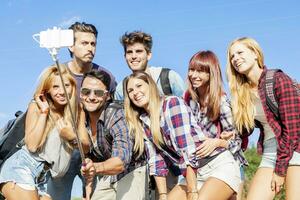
[{"xmin": 58, "ymin": 16, "xmax": 81, "ymax": 28}]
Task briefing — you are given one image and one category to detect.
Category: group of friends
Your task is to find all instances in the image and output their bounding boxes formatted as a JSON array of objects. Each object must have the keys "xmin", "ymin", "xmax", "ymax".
[{"xmin": 0, "ymin": 21, "xmax": 299, "ymax": 200}]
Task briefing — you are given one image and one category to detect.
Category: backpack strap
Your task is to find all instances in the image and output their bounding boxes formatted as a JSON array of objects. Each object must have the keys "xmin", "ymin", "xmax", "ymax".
[
  {"xmin": 159, "ymin": 68, "xmax": 172, "ymax": 96},
  {"xmin": 265, "ymin": 69, "xmax": 282, "ymax": 119}
]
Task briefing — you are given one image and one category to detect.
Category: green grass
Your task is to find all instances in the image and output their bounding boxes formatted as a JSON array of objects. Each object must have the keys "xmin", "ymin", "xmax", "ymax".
[{"xmin": 243, "ymin": 147, "xmax": 285, "ymax": 200}]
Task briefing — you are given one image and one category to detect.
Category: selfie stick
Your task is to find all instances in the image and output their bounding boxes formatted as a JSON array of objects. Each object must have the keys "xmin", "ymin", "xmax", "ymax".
[{"xmin": 33, "ymin": 28, "xmax": 86, "ymax": 164}]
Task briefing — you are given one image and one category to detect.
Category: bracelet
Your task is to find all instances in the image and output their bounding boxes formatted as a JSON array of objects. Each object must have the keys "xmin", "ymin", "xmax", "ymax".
[
  {"xmin": 69, "ymin": 139, "xmax": 78, "ymax": 146},
  {"xmin": 102, "ymin": 162, "xmax": 105, "ymax": 172},
  {"xmin": 40, "ymin": 108, "xmax": 49, "ymax": 115},
  {"xmin": 187, "ymin": 189, "xmax": 198, "ymax": 193},
  {"xmin": 159, "ymin": 192, "xmax": 167, "ymax": 195}
]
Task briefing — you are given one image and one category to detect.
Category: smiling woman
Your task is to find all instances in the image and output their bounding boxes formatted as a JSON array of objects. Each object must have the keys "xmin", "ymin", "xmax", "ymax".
[
  {"xmin": 123, "ymin": 71, "xmax": 204, "ymax": 200},
  {"xmin": 126, "ymin": 76, "xmax": 150, "ymax": 109},
  {"xmin": 182, "ymin": 50, "xmax": 246, "ymax": 200},
  {"xmin": 0, "ymin": 65, "xmax": 90, "ymax": 200},
  {"xmin": 226, "ymin": 37, "xmax": 300, "ymax": 200}
]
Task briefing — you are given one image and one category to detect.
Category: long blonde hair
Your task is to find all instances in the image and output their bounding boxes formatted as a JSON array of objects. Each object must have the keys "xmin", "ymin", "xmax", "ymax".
[
  {"xmin": 226, "ymin": 37, "xmax": 264, "ymax": 133},
  {"xmin": 123, "ymin": 71, "xmax": 164, "ymax": 157},
  {"xmin": 187, "ymin": 50, "xmax": 224, "ymax": 121},
  {"xmin": 34, "ymin": 65, "xmax": 77, "ymax": 149}
]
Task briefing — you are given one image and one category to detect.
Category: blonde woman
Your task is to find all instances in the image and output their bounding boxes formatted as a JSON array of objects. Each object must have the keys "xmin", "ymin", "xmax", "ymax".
[
  {"xmin": 226, "ymin": 37, "xmax": 300, "ymax": 200},
  {"xmin": 123, "ymin": 71, "xmax": 204, "ymax": 200},
  {"xmin": 0, "ymin": 66, "xmax": 89, "ymax": 200}
]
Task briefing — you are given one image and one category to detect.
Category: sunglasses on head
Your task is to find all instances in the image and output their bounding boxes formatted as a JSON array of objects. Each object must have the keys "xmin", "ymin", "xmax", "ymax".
[{"xmin": 80, "ymin": 88, "xmax": 108, "ymax": 97}]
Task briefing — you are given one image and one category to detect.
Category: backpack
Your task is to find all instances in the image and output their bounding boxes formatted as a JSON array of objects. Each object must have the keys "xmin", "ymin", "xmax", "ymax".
[
  {"xmin": 89, "ymin": 100, "xmax": 124, "ymax": 161},
  {"xmin": 159, "ymin": 68, "xmax": 172, "ymax": 95},
  {"xmin": 0, "ymin": 111, "xmax": 26, "ymax": 167},
  {"xmin": 265, "ymin": 69, "xmax": 300, "ymax": 119}
]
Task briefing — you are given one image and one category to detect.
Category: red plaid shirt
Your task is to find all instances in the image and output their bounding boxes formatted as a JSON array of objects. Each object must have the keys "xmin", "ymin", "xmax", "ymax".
[{"xmin": 257, "ymin": 68, "xmax": 300, "ymax": 176}]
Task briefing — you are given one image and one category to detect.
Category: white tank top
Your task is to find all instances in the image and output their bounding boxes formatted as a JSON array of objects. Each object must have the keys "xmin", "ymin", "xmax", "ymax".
[
  {"xmin": 253, "ymin": 94, "xmax": 276, "ymax": 142},
  {"xmin": 26, "ymin": 127, "xmax": 72, "ymax": 178}
]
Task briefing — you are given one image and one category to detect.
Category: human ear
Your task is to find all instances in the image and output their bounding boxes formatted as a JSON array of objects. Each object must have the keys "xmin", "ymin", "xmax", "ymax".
[{"xmin": 147, "ymin": 52, "xmax": 152, "ymax": 61}]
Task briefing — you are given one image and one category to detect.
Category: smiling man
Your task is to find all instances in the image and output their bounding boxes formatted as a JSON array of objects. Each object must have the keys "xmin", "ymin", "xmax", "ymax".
[
  {"xmin": 80, "ymin": 70, "xmax": 147, "ymax": 200},
  {"xmin": 114, "ymin": 31, "xmax": 186, "ymax": 100},
  {"xmin": 47, "ymin": 22, "xmax": 117, "ymax": 200},
  {"xmin": 114, "ymin": 31, "xmax": 186, "ymax": 200}
]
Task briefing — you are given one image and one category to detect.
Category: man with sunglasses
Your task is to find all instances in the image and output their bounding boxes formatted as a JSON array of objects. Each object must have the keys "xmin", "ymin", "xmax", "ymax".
[
  {"xmin": 80, "ymin": 70, "xmax": 147, "ymax": 200},
  {"xmin": 47, "ymin": 22, "xmax": 117, "ymax": 200}
]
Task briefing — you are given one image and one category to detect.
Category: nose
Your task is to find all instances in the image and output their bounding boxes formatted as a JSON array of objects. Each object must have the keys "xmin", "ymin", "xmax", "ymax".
[
  {"xmin": 87, "ymin": 44, "xmax": 94, "ymax": 51},
  {"xmin": 191, "ymin": 70, "xmax": 199, "ymax": 78},
  {"xmin": 232, "ymin": 54, "xmax": 239, "ymax": 63},
  {"xmin": 132, "ymin": 88, "xmax": 138, "ymax": 96},
  {"xmin": 132, "ymin": 87, "xmax": 142, "ymax": 98},
  {"xmin": 131, "ymin": 52, "xmax": 137, "ymax": 59},
  {"xmin": 57, "ymin": 87, "xmax": 64, "ymax": 95},
  {"xmin": 88, "ymin": 91, "xmax": 97, "ymax": 100}
]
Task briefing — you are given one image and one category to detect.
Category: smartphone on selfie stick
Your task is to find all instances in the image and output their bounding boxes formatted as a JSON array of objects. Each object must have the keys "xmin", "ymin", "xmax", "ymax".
[{"xmin": 33, "ymin": 27, "xmax": 86, "ymax": 163}]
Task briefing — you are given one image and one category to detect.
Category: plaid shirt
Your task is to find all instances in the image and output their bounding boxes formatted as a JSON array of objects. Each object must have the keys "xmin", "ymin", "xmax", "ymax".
[
  {"xmin": 257, "ymin": 68, "xmax": 300, "ymax": 176},
  {"xmin": 184, "ymin": 92, "xmax": 248, "ymax": 166},
  {"xmin": 87, "ymin": 105, "xmax": 141, "ymax": 183},
  {"xmin": 140, "ymin": 96, "xmax": 204, "ymax": 177}
]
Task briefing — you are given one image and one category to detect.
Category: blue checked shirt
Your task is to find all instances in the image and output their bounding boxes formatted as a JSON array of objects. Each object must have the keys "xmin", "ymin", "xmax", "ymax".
[
  {"xmin": 86, "ymin": 106, "xmax": 140, "ymax": 183},
  {"xmin": 184, "ymin": 92, "xmax": 248, "ymax": 166},
  {"xmin": 140, "ymin": 96, "xmax": 205, "ymax": 177}
]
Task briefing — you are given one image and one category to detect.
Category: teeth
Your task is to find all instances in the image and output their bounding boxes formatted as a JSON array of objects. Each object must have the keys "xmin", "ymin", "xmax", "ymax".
[
  {"xmin": 236, "ymin": 61, "xmax": 243, "ymax": 67},
  {"xmin": 136, "ymin": 97, "xmax": 142, "ymax": 101},
  {"xmin": 135, "ymin": 95, "xmax": 143, "ymax": 101}
]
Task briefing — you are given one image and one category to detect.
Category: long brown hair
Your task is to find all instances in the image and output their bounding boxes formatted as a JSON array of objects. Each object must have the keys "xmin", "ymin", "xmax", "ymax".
[{"xmin": 187, "ymin": 50, "xmax": 224, "ymax": 121}]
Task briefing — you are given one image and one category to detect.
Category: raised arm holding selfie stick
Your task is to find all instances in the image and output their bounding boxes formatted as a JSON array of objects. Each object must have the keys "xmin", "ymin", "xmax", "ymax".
[{"xmin": 33, "ymin": 27, "xmax": 86, "ymax": 163}]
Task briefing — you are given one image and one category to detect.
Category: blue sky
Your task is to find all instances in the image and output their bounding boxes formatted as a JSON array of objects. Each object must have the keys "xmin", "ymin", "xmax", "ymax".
[{"xmin": 1, "ymin": 0, "xmax": 300, "ymax": 197}]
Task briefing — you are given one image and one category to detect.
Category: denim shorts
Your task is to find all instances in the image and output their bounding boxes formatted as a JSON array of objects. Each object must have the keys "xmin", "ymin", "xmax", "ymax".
[
  {"xmin": 259, "ymin": 138, "xmax": 300, "ymax": 168},
  {"xmin": 0, "ymin": 148, "xmax": 50, "ymax": 196},
  {"xmin": 178, "ymin": 150, "xmax": 241, "ymax": 192}
]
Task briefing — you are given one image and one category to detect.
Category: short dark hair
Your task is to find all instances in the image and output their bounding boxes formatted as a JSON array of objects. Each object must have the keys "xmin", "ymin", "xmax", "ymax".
[
  {"xmin": 120, "ymin": 31, "xmax": 152, "ymax": 54},
  {"xmin": 68, "ymin": 22, "xmax": 98, "ymax": 57},
  {"xmin": 82, "ymin": 70, "xmax": 111, "ymax": 92}
]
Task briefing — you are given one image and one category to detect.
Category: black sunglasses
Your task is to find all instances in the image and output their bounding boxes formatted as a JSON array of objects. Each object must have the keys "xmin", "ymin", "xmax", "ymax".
[{"xmin": 80, "ymin": 88, "xmax": 108, "ymax": 97}]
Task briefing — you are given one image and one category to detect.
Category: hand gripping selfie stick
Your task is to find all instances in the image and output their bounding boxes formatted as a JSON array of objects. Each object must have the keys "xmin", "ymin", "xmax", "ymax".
[{"xmin": 33, "ymin": 27, "xmax": 86, "ymax": 164}]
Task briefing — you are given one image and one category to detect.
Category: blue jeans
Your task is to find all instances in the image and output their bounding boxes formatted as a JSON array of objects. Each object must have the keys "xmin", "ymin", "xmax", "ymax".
[{"xmin": 47, "ymin": 149, "xmax": 84, "ymax": 200}]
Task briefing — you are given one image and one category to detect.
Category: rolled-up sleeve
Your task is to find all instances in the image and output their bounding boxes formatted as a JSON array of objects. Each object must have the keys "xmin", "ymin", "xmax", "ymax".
[
  {"xmin": 220, "ymin": 95, "xmax": 242, "ymax": 155},
  {"xmin": 144, "ymin": 138, "xmax": 169, "ymax": 176},
  {"xmin": 111, "ymin": 109, "xmax": 133, "ymax": 168},
  {"xmin": 163, "ymin": 97, "xmax": 201, "ymax": 175}
]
